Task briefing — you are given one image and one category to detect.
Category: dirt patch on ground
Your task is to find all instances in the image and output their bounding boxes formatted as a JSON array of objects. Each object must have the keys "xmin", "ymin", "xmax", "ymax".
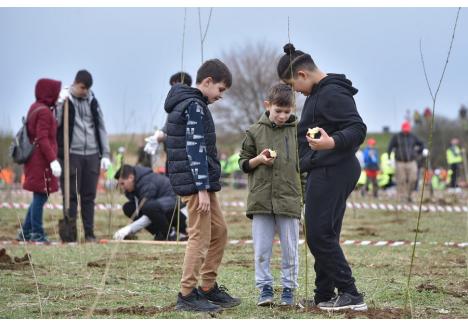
[
  {"xmin": 225, "ymin": 259, "xmax": 253, "ymax": 269},
  {"xmin": 416, "ymin": 282, "xmax": 468, "ymax": 299},
  {"xmin": 0, "ymin": 247, "xmax": 31, "ymax": 270},
  {"xmin": 411, "ymin": 228, "xmax": 430, "ymax": 233},
  {"xmin": 91, "ymin": 304, "xmax": 176, "ymax": 316},
  {"xmin": 353, "ymin": 227, "xmax": 379, "ymax": 237},
  {"xmin": 86, "ymin": 251, "xmax": 182, "ymax": 269},
  {"xmin": 385, "ymin": 218, "xmax": 407, "ymax": 224},
  {"xmin": 153, "ymin": 265, "xmax": 180, "ymax": 279}
]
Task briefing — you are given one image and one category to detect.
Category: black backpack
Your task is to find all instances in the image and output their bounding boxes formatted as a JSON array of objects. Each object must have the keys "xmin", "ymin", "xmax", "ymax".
[{"xmin": 9, "ymin": 106, "xmax": 48, "ymax": 164}]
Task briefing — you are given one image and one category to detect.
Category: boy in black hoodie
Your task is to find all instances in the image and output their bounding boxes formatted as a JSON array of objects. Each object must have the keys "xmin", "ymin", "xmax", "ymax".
[
  {"xmin": 164, "ymin": 59, "xmax": 240, "ymax": 312},
  {"xmin": 277, "ymin": 43, "xmax": 368, "ymax": 311}
]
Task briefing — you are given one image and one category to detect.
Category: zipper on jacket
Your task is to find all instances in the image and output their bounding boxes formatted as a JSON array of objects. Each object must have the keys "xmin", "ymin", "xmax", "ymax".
[{"xmin": 285, "ymin": 135, "xmax": 290, "ymax": 161}]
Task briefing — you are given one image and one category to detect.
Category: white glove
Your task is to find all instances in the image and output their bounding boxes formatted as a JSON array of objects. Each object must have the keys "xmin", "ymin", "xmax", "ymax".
[
  {"xmin": 155, "ymin": 130, "xmax": 166, "ymax": 143},
  {"xmin": 113, "ymin": 215, "xmax": 152, "ymax": 240},
  {"xmin": 144, "ymin": 131, "xmax": 164, "ymax": 155},
  {"xmin": 113, "ymin": 225, "xmax": 132, "ymax": 240},
  {"xmin": 100, "ymin": 157, "xmax": 112, "ymax": 171},
  {"xmin": 422, "ymin": 148, "xmax": 429, "ymax": 157},
  {"xmin": 50, "ymin": 160, "xmax": 62, "ymax": 177},
  {"xmin": 56, "ymin": 88, "xmax": 70, "ymax": 105}
]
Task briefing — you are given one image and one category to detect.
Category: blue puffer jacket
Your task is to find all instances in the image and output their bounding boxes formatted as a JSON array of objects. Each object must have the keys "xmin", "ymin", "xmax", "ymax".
[{"xmin": 164, "ymin": 84, "xmax": 221, "ymax": 196}]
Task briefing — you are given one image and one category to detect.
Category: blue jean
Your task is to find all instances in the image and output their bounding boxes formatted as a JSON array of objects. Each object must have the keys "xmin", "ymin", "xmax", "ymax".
[{"xmin": 21, "ymin": 192, "xmax": 48, "ymax": 239}]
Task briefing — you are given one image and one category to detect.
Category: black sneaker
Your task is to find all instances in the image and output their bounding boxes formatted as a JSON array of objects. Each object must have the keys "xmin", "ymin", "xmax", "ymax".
[
  {"xmin": 198, "ymin": 283, "xmax": 241, "ymax": 308},
  {"xmin": 176, "ymin": 288, "xmax": 223, "ymax": 312},
  {"xmin": 317, "ymin": 292, "xmax": 367, "ymax": 311}
]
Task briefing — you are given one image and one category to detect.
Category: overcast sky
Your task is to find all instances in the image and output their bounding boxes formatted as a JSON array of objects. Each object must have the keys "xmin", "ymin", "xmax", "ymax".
[{"xmin": 0, "ymin": 7, "xmax": 466, "ymax": 134}]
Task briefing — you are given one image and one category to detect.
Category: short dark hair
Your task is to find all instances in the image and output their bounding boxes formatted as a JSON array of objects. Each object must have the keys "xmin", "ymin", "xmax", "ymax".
[
  {"xmin": 169, "ymin": 72, "xmax": 192, "ymax": 86},
  {"xmin": 277, "ymin": 43, "xmax": 317, "ymax": 81},
  {"xmin": 266, "ymin": 83, "xmax": 294, "ymax": 108},
  {"xmin": 114, "ymin": 164, "xmax": 135, "ymax": 180},
  {"xmin": 196, "ymin": 59, "xmax": 232, "ymax": 88},
  {"xmin": 74, "ymin": 69, "xmax": 93, "ymax": 88}
]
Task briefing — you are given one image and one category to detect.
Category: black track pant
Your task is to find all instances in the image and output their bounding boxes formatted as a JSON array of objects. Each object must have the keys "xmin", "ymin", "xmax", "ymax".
[
  {"xmin": 305, "ymin": 156, "xmax": 361, "ymax": 303},
  {"xmin": 60, "ymin": 153, "xmax": 100, "ymax": 238}
]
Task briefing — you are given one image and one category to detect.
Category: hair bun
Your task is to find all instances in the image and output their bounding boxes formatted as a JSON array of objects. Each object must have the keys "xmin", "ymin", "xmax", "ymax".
[{"xmin": 283, "ymin": 43, "xmax": 295, "ymax": 55}]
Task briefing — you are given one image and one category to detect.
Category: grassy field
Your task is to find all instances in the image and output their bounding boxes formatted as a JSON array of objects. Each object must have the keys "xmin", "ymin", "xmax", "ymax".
[{"xmin": 0, "ymin": 186, "xmax": 466, "ymax": 319}]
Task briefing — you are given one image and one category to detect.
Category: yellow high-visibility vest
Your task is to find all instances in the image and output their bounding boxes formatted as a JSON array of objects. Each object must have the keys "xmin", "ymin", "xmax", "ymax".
[{"xmin": 446, "ymin": 145, "xmax": 462, "ymax": 165}]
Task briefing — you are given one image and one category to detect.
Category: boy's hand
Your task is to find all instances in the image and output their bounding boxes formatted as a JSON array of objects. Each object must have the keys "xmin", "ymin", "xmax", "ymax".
[
  {"xmin": 257, "ymin": 149, "xmax": 275, "ymax": 166},
  {"xmin": 306, "ymin": 128, "xmax": 335, "ymax": 151},
  {"xmin": 197, "ymin": 190, "xmax": 210, "ymax": 213}
]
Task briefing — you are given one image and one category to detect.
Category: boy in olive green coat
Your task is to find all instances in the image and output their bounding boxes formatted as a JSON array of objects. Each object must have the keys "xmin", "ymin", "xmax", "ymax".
[{"xmin": 238, "ymin": 84, "xmax": 302, "ymax": 307}]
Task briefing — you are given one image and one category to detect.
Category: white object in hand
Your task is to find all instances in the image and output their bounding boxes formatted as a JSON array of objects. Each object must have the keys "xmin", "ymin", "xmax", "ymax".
[
  {"xmin": 144, "ymin": 130, "xmax": 162, "ymax": 155},
  {"xmin": 307, "ymin": 127, "xmax": 320, "ymax": 138},
  {"xmin": 50, "ymin": 160, "xmax": 62, "ymax": 177},
  {"xmin": 113, "ymin": 215, "xmax": 152, "ymax": 240},
  {"xmin": 422, "ymin": 148, "xmax": 429, "ymax": 157},
  {"xmin": 56, "ymin": 88, "xmax": 70, "ymax": 105},
  {"xmin": 100, "ymin": 157, "xmax": 111, "ymax": 171}
]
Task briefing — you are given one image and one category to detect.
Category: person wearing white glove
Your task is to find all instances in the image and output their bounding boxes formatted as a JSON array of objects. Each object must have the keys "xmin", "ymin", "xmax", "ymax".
[
  {"xmin": 55, "ymin": 70, "xmax": 111, "ymax": 243},
  {"xmin": 100, "ymin": 157, "xmax": 112, "ymax": 171},
  {"xmin": 50, "ymin": 160, "xmax": 62, "ymax": 177},
  {"xmin": 19, "ymin": 78, "xmax": 62, "ymax": 243},
  {"xmin": 113, "ymin": 215, "xmax": 152, "ymax": 240},
  {"xmin": 115, "ymin": 164, "xmax": 188, "ymax": 241}
]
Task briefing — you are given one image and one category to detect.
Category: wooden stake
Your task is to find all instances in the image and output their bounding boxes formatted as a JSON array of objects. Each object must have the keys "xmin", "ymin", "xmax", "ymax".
[{"xmin": 64, "ymin": 98, "xmax": 70, "ymax": 219}]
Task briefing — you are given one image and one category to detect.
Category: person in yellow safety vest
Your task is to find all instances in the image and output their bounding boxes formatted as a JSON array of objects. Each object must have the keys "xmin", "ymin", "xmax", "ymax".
[
  {"xmin": 446, "ymin": 138, "xmax": 463, "ymax": 188},
  {"xmin": 105, "ymin": 147, "xmax": 125, "ymax": 189},
  {"xmin": 379, "ymin": 152, "xmax": 395, "ymax": 189},
  {"xmin": 224, "ymin": 152, "xmax": 245, "ymax": 189},
  {"xmin": 377, "ymin": 171, "xmax": 389, "ymax": 188},
  {"xmin": 223, "ymin": 152, "xmax": 241, "ymax": 175},
  {"xmin": 431, "ymin": 169, "xmax": 446, "ymax": 191}
]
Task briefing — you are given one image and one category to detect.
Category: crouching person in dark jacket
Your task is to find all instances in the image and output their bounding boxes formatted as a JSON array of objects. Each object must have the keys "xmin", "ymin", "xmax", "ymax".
[{"xmin": 114, "ymin": 164, "xmax": 187, "ymax": 241}]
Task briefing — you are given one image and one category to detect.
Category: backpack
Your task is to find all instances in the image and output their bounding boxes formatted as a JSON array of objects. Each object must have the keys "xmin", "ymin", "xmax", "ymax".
[{"xmin": 9, "ymin": 106, "xmax": 48, "ymax": 164}]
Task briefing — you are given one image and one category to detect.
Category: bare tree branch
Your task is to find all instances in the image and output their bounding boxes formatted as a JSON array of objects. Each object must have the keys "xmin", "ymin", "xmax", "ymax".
[{"xmin": 406, "ymin": 7, "xmax": 461, "ymax": 317}]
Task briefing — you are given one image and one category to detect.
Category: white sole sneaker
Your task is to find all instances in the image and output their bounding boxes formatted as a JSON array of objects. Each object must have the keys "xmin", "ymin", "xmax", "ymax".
[{"xmin": 319, "ymin": 303, "xmax": 368, "ymax": 311}]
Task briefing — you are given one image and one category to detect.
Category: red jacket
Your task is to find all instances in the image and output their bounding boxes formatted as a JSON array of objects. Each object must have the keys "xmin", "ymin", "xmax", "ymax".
[{"xmin": 23, "ymin": 78, "xmax": 61, "ymax": 194}]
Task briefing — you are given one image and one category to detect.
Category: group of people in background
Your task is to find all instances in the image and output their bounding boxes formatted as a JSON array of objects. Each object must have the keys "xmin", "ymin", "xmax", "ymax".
[
  {"xmin": 6, "ymin": 41, "xmax": 466, "ymax": 314},
  {"xmin": 355, "ymin": 120, "xmax": 465, "ymax": 201}
]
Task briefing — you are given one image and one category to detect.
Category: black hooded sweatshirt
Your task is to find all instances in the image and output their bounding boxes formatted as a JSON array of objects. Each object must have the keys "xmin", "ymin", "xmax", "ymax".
[{"xmin": 297, "ymin": 73, "xmax": 367, "ymax": 173}]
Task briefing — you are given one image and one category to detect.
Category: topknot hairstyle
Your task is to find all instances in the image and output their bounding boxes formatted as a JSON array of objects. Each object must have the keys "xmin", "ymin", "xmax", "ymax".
[{"xmin": 277, "ymin": 43, "xmax": 317, "ymax": 81}]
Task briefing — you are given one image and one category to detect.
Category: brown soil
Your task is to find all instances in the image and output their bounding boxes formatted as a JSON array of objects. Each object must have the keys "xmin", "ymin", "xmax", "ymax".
[
  {"xmin": 416, "ymin": 282, "xmax": 468, "ymax": 299},
  {"xmin": 0, "ymin": 247, "xmax": 30, "ymax": 270},
  {"xmin": 411, "ymin": 228, "xmax": 430, "ymax": 233},
  {"xmin": 354, "ymin": 227, "xmax": 379, "ymax": 237},
  {"xmin": 92, "ymin": 304, "xmax": 175, "ymax": 316}
]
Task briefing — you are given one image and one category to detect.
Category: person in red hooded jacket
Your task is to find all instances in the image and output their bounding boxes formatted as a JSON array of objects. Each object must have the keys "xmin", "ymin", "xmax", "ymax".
[{"xmin": 17, "ymin": 78, "xmax": 62, "ymax": 243}]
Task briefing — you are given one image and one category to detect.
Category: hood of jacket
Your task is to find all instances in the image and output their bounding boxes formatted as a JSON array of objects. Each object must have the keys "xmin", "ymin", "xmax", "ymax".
[
  {"xmin": 35, "ymin": 78, "xmax": 62, "ymax": 107},
  {"xmin": 258, "ymin": 111, "xmax": 297, "ymax": 128},
  {"xmin": 164, "ymin": 84, "xmax": 207, "ymax": 113},
  {"xmin": 311, "ymin": 73, "xmax": 358, "ymax": 96}
]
